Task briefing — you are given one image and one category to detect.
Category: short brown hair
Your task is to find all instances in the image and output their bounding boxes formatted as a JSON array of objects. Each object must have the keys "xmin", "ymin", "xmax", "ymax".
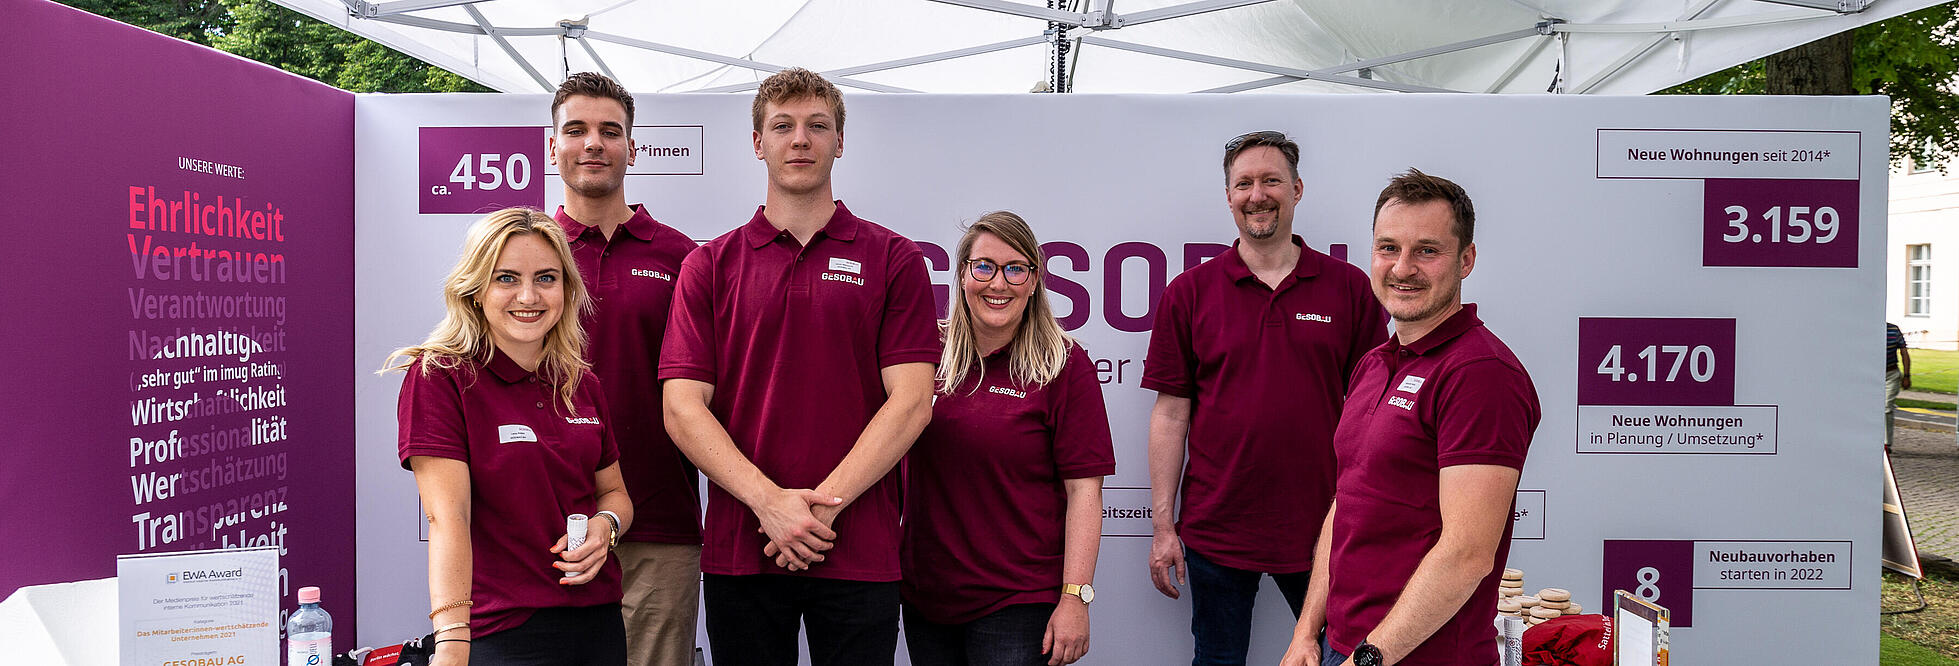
[
  {"xmin": 1373, "ymin": 168, "xmax": 1475, "ymax": 246},
  {"xmin": 752, "ymin": 68, "xmax": 845, "ymax": 133},
  {"xmin": 1222, "ymin": 130, "xmax": 1300, "ymax": 180},
  {"xmin": 552, "ymin": 72, "xmax": 634, "ymax": 131}
]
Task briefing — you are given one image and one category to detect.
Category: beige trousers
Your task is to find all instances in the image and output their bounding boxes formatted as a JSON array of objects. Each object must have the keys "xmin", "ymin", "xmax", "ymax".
[{"xmin": 615, "ymin": 541, "xmax": 702, "ymax": 666}]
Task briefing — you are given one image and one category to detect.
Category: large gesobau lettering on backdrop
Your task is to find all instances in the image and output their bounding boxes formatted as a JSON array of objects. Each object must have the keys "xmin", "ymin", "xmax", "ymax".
[{"xmin": 353, "ymin": 92, "xmax": 1883, "ymax": 664}]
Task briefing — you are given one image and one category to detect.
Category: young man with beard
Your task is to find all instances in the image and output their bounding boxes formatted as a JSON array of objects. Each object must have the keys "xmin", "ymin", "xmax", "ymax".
[
  {"xmin": 1281, "ymin": 169, "xmax": 1542, "ymax": 666},
  {"xmin": 547, "ymin": 72, "xmax": 703, "ymax": 666},
  {"xmin": 659, "ymin": 68, "xmax": 937, "ymax": 666},
  {"xmin": 1142, "ymin": 131, "xmax": 1387, "ymax": 665}
]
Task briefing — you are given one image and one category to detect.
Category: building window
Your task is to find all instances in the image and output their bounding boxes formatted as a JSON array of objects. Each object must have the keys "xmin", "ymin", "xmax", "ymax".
[
  {"xmin": 1911, "ymin": 157, "xmax": 1938, "ymax": 174},
  {"xmin": 1909, "ymin": 244, "xmax": 1933, "ymax": 316}
]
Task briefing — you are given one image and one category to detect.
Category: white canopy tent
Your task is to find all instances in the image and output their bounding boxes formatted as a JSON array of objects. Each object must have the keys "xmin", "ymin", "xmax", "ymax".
[{"xmin": 272, "ymin": 0, "xmax": 1944, "ymax": 95}]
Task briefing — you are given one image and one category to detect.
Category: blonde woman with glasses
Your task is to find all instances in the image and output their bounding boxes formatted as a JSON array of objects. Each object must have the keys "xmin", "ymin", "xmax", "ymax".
[{"xmin": 900, "ymin": 211, "xmax": 1115, "ymax": 666}]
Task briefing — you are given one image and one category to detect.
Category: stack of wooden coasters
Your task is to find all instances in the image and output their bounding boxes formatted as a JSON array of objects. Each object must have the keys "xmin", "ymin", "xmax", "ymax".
[{"xmin": 1494, "ymin": 570, "xmax": 1586, "ymax": 625}]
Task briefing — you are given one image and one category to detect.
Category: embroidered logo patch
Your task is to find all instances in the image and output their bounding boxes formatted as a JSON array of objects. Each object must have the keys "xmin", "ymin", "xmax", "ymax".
[
  {"xmin": 1296, "ymin": 313, "xmax": 1332, "ymax": 323},
  {"xmin": 630, "ymin": 268, "xmax": 673, "ymax": 281}
]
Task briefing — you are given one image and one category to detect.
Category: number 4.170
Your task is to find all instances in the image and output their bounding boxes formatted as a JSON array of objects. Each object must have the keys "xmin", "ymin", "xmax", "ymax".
[{"xmin": 1597, "ymin": 345, "xmax": 1717, "ymax": 383}]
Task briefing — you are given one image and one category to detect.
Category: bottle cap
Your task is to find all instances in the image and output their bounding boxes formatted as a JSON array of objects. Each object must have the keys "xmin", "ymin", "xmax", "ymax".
[{"xmin": 299, "ymin": 586, "xmax": 321, "ymax": 604}]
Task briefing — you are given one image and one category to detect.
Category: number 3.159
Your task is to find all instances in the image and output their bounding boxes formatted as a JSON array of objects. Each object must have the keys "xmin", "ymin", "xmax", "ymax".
[
  {"xmin": 1721, "ymin": 205, "xmax": 1840, "ymax": 244},
  {"xmin": 449, "ymin": 153, "xmax": 533, "ymax": 192}
]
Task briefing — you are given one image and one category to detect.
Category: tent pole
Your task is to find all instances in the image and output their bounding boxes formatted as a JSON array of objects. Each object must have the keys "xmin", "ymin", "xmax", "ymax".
[
  {"xmin": 1079, "ymin": 36, "xmax": 1455, "ymax": 93},
  {"xmin": 462, "ymin": 3, "xmax": 552, "ymax": 91}
]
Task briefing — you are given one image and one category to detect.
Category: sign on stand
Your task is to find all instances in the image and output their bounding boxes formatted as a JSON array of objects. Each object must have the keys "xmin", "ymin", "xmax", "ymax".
[{"xmin": 119, "ymin": 546, "xmax": 280, "ymax": 665}]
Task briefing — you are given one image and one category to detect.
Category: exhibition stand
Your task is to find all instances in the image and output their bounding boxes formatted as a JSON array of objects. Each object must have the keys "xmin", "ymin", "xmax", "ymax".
[{"xmin": 1, "ymin": 1, "xmax": 1893, "ymax": 663}]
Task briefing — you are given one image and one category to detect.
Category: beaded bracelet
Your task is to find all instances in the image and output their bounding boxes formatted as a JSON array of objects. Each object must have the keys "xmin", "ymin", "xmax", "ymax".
[{"xmin": 427, "ymin": 599, "xmax": 474, "ymax": 619}]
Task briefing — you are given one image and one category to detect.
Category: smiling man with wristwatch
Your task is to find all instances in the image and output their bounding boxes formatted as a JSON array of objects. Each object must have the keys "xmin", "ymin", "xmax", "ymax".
[{"xmin": 1281, "ymin": 170, "xmax": 1540, "ymax": 666}]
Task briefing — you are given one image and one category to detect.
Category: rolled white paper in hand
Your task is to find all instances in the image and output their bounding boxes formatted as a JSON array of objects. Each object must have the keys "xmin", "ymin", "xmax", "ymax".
[{"xmin": 565, "ymin": 514, "xmax": 588, "ymax": 578}]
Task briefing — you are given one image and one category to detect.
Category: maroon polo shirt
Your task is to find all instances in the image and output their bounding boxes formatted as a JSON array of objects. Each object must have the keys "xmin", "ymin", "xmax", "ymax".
[
  {"xmin": 396, "ymin": 351, "xmax": 624, "ymax": 638},
  {"xmin": 1325, "ymin": 304, "xmax": 1541, "ymax": 665},
  {"xmin": 1140, "ymin": 238, "xmax": 1386, "ymax": 573},
  {"xmin": 659, "ymin": 201, "xmax": 939, "ymax": 581},
  {"xmin": 556, "ymin": 205, "xmax": 702, "ymax": 545},
  {"xmin": 901, "ymin": 343, "xmax": 1116, "ymax": 624}
]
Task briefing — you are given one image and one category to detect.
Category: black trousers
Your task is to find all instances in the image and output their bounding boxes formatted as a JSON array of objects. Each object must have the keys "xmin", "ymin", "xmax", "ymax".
[
  {"xmin": 703, "ymin": 573, "xmax": 900, "ymax": 666},
  {"xmin": 470, "ymin": 603, "xmax": 627, "ymax": 665}
]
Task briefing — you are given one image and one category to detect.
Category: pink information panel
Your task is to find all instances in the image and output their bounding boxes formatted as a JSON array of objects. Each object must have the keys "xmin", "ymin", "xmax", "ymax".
[
  {"xmin": 418, "ymin": 126, "xmax": 545, "ymax": 214},
  {"xmin": 1701, "ymin": 178, "xmax": 1858, "ymax": 268},
  {"xmin": 1576, "ymin": 317, "xmax": 1736, "ymax": 407}
]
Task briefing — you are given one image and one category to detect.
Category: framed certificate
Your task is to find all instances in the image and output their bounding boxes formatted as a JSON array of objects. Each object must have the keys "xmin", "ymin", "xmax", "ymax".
[{"xmin": 1613, "ymin": 590, "xmax": 1670, "ymax": 666}]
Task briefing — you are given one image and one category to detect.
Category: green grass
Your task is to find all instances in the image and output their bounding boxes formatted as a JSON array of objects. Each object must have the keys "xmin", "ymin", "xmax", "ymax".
[
  {"xmin": 1912, "ymin": 349, "xmax": 1959, "ymax": 396},
  {"xmin": 1902, "ymin": 398, "xmax": 1959, "ymax": 411},
  {"xmin": 1887, "ymin": 634, "xmax": 1959, "ymax": 666}
]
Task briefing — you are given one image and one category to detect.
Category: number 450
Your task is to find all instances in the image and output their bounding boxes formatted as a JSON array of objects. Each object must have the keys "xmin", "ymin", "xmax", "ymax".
[{"xmin": 449, "ymin": 153, "xmax": 533, "ymax": 192}]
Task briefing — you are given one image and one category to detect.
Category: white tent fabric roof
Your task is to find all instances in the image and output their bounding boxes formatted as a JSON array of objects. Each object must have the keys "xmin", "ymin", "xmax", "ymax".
[{"xmin": 275, "ymin": 0, "xmax": 1944, "ymax": 95}]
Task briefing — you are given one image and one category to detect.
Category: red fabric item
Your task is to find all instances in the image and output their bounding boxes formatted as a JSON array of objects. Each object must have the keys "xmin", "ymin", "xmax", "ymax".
[{"xmin": 1522, "ymin": 615, "xmax": 1612, "ymax": 666}]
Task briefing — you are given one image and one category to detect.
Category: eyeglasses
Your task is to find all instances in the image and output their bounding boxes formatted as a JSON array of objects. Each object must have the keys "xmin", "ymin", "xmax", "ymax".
[
  {"xmin": 1224, "ymin": 130, "xmax": 1287, "ymax": 152},
  {"xmin": 966, "ymin": 259, "xmax": 1035, "ymax": 285}
]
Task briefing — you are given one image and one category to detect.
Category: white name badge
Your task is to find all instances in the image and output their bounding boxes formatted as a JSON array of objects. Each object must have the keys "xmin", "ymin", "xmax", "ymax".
[
  {"xmin": 1396, "ymin": 375, "xmax": 1427, "ymax": 394},
  {"xmin": 828, "ymin": 257, "xmax": 863, "ymax": 274},
  {"xmin": 498, "ymin": 424, "xmax": 537, "ymax": 443}
]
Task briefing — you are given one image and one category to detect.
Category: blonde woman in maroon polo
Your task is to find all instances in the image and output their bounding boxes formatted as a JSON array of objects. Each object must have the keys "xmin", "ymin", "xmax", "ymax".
[
  {"xmin": 1281, "ymin": 171, "xmax": 1541, "ymax": 666},
  {"xmin": 901, "ymin": 211, "xmax": 1115, "ymax": 666},
  {"xmin": 387, "ymin": 208, "xmax": 633, "ymax": 665}
]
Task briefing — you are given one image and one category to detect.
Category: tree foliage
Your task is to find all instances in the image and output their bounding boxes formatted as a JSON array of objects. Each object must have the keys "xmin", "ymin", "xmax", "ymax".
[
  {"xmin": 56, "ymin": 0, "xmax": 489, "ymax": 93},
  {"xmin": 1663, "ymin": 4, "xmax": 1958, "ymax": 170}
]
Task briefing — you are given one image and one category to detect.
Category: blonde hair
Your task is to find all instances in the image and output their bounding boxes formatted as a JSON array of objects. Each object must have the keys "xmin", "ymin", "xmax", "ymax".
[
  {"xmin": 752, "ymin": 67, "xmax": 845, "ymax": 133},
  {"xmin": 939, "ymin": 211, "xmax": 1074, "ymax": 394},
  {"xmin": 382, "ymin": 208, "xmax": 592, "ymax": 411}
]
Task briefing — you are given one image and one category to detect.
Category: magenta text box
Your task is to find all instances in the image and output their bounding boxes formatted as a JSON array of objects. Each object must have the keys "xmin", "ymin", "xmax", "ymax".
[
  {"xmin": 1602, "ymin": 539, "xmax": 1695, "ymax": 627},
  {"xmin": 419, "ymin": 126, "xmax": 545, "ymax": 215},
  {"xmin": 1703, "ymin": 178, "xmax": 1858, "ymax": 268},
  {"xmin": 1577, "ymin": 318, "xmax": 1735, "ymax": 406}
]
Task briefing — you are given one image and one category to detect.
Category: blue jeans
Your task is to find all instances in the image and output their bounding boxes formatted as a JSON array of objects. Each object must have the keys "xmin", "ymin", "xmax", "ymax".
[
  {"xmin": 1319, "ymin": 634, "xmax": 1349, "ymax": 666},
  {"xmin": 1186, "ymin": 547, "xmax": 1312, "ymax": 666},
  {"xmin": 903, "ymin": 603, "xmax": 1054, "ymax": 666}
]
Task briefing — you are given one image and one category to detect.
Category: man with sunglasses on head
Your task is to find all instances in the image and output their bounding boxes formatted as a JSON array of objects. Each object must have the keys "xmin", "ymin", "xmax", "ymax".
[{"xmin": 1142, "ymin": 131, "xmax": 1388, "ymax": 665}]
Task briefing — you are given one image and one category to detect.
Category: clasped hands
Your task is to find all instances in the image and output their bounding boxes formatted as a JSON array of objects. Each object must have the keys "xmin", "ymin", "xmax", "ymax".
[{"xmin": 756, "ymin": 487, "xmax": 845, "ymax": 571}]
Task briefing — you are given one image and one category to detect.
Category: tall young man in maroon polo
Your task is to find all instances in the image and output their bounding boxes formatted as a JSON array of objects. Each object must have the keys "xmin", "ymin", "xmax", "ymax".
[
  {"xmin": 1143, "ymin": 131, "xmax": 1387, "ymax": 665},
  {"xmin": 1280, "ymin": 170, "xmax": 1541, "ymax": 666},
  {"xmin": 659, "ymin": 68, "xmax": 937, "ymax": 666},
  {"xmin": 547, "ymin": 72, "xmax": 703, "ymax": 666}
]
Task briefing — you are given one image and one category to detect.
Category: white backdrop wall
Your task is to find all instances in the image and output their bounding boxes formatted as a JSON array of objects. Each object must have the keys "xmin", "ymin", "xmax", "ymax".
[{"xmin": 354, "ymin": 92, "xmax": 1886, "ymax": 664}]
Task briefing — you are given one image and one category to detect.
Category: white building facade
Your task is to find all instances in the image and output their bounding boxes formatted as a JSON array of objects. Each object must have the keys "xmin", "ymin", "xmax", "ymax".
[{"xmin": 1888, "ymin": 158, "xmax": 1959, "ymax": 349}]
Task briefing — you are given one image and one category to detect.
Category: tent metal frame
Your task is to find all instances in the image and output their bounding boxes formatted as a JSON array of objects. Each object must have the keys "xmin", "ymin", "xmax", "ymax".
[{"xmin": 330, "ymin": 0, "xmax": 1877, "ymax": 94}]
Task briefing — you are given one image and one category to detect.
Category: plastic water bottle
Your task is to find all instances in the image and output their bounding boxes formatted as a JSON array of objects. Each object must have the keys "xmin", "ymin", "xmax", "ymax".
[{"xmin": 286, "ymin": 586, "xmax": 332, "ymax": 666}]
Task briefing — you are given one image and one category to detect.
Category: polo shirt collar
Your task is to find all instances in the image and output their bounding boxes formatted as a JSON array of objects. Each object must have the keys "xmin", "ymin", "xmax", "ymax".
[
  {"xmin": 483, "ymin": 348, "xmax": 536, "ymax": 384},
  {"xmin": 743, "ymin": 200, "xmax": 861, "ymax": 249},
  {"xmin": 1391, "ymin": 303, "xmax": 1482, "ymax": 356},
  {"xmin": 1218, "ymin": 235, "xmax": 1324, "ymax": 284},
  {"xmin": 553, "ymin": 204, "xmax": 660, "ymax": 242}
]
